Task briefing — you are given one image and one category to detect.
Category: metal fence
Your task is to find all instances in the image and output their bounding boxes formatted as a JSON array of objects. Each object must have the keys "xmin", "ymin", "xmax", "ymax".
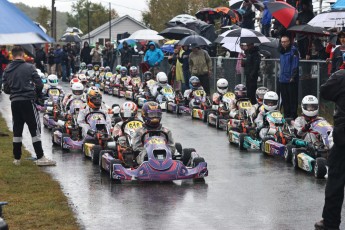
[{"xmin": 114, "ymin": 55, "xmax": 334, "ymax": 119}]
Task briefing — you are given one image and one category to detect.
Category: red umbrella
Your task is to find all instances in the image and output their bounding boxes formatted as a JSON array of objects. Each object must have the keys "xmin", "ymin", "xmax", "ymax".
[{"xmin": 266, "ymin": 1, "xmax": 297, "ymax": 28}]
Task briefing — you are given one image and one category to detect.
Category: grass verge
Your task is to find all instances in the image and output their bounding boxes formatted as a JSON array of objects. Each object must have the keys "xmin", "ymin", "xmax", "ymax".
[{"xmin": 0, "ymin": 114, "xmax": 79, "ymax": 230}]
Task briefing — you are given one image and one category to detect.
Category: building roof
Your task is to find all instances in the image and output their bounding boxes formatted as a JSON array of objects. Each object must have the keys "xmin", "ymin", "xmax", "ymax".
[{"xmin": 81, "ymin": 15, "xmax": 148, "ymax": 40}]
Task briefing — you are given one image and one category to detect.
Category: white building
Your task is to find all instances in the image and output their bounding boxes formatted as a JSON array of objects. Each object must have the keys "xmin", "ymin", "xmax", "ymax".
[{"xmin": 81, "ymin": 15, "xmax": 148, "ymax": 45}]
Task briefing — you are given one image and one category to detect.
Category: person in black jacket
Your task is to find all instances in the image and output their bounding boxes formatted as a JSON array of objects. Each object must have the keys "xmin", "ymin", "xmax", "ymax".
[
  {"xmin": 315, "ymin": 68, "xmax": 345, "ymax": 230},
  {"xmin": 331, "ymin": 31, "xmax": 345, "ymax": 74},
  {"xmin": 0, "ymin": 51, "xmax": 9, "ymax": 93},
  {"xmin": 47, "ymin": 47, "xmax": 55, "ymax": 75},
  {"xmin": 119, "ymin": 41, "xmax": 134, "ymax": 69},
  {"xmin": 35, "ymin": 46, "xmax": 46, "ymax": 73},
  {"xmin": 80, "ymin": 41, "xmax": 91, "ymax": 65},
  {"xmin": 243, "ymin": 43, "xmax": 261, "ymax": 104},
  {"xmin": 2, "ymin": 46, "xmax": 56, "ymax": 166}
]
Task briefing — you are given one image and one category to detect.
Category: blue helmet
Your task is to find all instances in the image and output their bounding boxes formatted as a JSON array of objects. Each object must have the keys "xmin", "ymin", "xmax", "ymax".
[
  {"xmin": 189, "ymin": 76, "xmax": 201, "ymax": 90},
  {"xmin": 120, "ymin": 67, "xmax": 127, "ymax": 76}
]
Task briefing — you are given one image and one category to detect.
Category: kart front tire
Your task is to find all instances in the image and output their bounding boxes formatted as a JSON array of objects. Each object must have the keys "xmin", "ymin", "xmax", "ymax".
[
  {"xmin": 292, "ymin": 152, "xmax": 299, "ymax": 169},
  {"xmin": 314, "ymin": 157, "xmax": 327, "ymax": 179},
  {"xmin": 239, "ymin": 133, "xmax": 247, "ymax": 151},
  {"xmin": 51, "ymin": 128, "xmax": 61, "ymax": 146},
  {"xmin": 92, "ymin": 145, "xmax": 102, "ymax": 165},
  {"xmin": 61, "ymin": 133, "xmax": 70, "ymax": 151},
  {"xmin": 284, "ymin": 144, "xmax": 295, "ymax": 163},
  {"xmin": 175, "ymin": 143, "xmax": 183, "ymax": 155},
  {"xmin": 192, "ymin": 157, "xmax": 205, "ymax": 167},
  {"xmin": 182, "ymin": 148, "xmax": 195, "ymax": 166}
]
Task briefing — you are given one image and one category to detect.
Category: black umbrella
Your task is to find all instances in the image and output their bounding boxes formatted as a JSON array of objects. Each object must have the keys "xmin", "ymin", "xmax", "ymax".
[
  {"xmin": 59, "ymin": 32, "xmax": 82, "ymax": 43},
  {"xmin": 158, "ymin": 26, "xmax": 198, "ymax": 40},
  {"xmin": 178, "ymin": 35, "xmax": 211, "ymax": 46},
  {"xmin": 287, "ymin": 24, "xmax": 330, "ymax": 36},
  {"xmin": 258, "ymin": 37, "xmax": 280, "ymax": 58}
]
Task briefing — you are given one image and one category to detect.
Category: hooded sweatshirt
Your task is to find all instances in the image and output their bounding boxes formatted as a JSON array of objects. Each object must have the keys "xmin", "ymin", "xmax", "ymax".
[
  {"xmin": 3, "ymin": 60, "xmax": 43, "ymax": 101},
  {"xmin": 144, "ymin": 42, "xmax": 164, "ymax": 67}
]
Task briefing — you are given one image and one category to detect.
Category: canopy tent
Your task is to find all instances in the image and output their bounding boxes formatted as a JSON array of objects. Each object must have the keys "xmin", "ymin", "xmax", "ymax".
[
  {"xmin": 332, "ymin": 0, "xmax": 345, "ymax": 10},
  {"xmin": 0, "ymin": 0, "xmax": 53, "ymax": 45}
]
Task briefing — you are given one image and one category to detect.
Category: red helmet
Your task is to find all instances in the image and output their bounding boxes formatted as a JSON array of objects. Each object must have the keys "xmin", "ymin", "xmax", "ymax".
[{"xmin": 120, "ymin": 102, "xmax": 138, "ymax": 121}]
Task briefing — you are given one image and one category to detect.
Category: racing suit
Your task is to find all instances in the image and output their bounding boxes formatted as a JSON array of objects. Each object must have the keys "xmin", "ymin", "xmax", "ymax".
[
  {"xmin": 42, "ymin": 85, "xmax": 65, "ymax": 97},
  {"xmin": 151, "ymin": 83, "xmax": 174, "ymax": 103},
  {"xmin": 254, "ymin": 107, "xmax": 276, "ymax": 139},
  {"xmin": 183, "ymin": 86, "xmax": 205, "ymax": 107},
  {"xmin": 77, "ymin": 106, "xmax": 112, "ymax": 138},
  {"xmin": 294, "ymin": 116, "xmax": 321, "ymax": 143},
  {"xmin": 132, "ymin": 124, "xmax": 176, "ymax": 165}
]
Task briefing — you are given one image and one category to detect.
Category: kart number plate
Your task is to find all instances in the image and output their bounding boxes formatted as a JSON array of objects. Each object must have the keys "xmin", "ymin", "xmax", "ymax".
[
  {"xmin": 126, "ymin": 121, "xmax": 142, "ymax": 130},
  {"xmin": 132, "ymin": 78, "xmax": 141, "ymax": 85},
  {"xmin": 224, "ymin": 92, "xmax": 235, "ymax": 100},
  {"xmin": 271, "ymin": 112, "xmax": 283, "ymax": 119},
  {"xmin": 162, "ymin": 87, "xmax": 173, "ymax": 94},
  {"xmin": 49, "ymin": 89, "xmax": 60, "ymax": 96},
  {"xmin": 148, "ymin": 138, "xmax": 165, "ymax": 145},
  {"xmin": 194, "ymin": 90, "xmax": 205, "ymax": 97},
  {"xmin": 121, "ymin": 77, "xmax": 127, "ymax": 82},
  {"xmin": 316, "ymin": 121, "xmax": 331, "ymax": 127},
  {"xmin": 239, "ymin": 101, "xmax": 252, "ymax": 109},
  {"xmin": 106, "ymin": 72, "xmax": 112, "ymax": 77}
]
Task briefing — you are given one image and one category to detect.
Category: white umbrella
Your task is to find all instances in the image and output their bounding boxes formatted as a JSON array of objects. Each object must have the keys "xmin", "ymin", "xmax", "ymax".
[
  {"xmin": 222, "ymin": 43, "xmax": 242, "ymax": 52},
  {"xmin": 308, "ymin": 11, "xmax": 345, "ymax": 28},
  {"xmin": 169, "ymin": 14, "xmax": 197, "ymax": 24},
  {"xmin": 66, "ymin": 27, "xmax": 83, "ymax": 34},
  {"xmin": 218, "ymin": 28, "xmax": 270, "ymax": 44},
  {"xmin": 128, "ymin": 29, "xmax": 164, "ymax": 41}
]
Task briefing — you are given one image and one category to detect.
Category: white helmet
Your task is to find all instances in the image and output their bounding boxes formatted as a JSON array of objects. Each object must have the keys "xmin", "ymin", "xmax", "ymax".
[
  {"xmin": 72, "ymin": 82, "xmax": 84, "ymax": 99},
  {"xmin": 47, "ymin": 74, "xmax": 59, "ymax": 87},
  {"xmin": 263, "ymin": 91, "xmax": 278, "ymax": 111},
  {"xmin": 78, "ymin": 74, "xmax": 87, "ymax": 83},
  {"xmin": 301, "ymin": 95, "xmax": 319, "ymax": 118},
  {"xmin": 70, "ymin": 78, "xmax": 81, "ymax": 87},
  {"xmin": 156, "ymin": 72, "xmax": 168, "ymax": 86},
  {"xmin": 217, "ymin": 78, "xmax": 228, "ymax": 95},
  {"xmin": 256, "ymin": 87, "xmax": 269, "ymax": 104}
]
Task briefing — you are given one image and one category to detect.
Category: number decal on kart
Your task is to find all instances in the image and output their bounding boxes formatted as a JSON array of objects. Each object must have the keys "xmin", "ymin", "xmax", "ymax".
[
  {"xmin": 121, "ymin": 77, "xmax": 127, "ymax": 82},
  {"xmin": 148, "ymin": 138, "xmax": 165, "ymax": 145},
  {"xmin": 106, "ymin": 72, "xmax": 112, "ymax": 77},
  {"xmin": 48, "ymin": 89, "xmax": 60, "ymax": 96},
  {"xmin": 126, "ymin": 121, "xmax": 142, "ymax": 130},
  {"xmin": 264, "ymin": 141, "xmax": 271, "ymax": 154},
  {"xmin": 147, "ymin": 80, "xmax": 156, "ymax": 87},
  {"xmin": 224, "ymin": 92, "xmax": 235, "ymax": 100},
  {"xmin": 270, "ymin": 112, "xmax": 283, "ymax": 119},
  {"xmin": 194, "ymin": 90, "xmax": 205, "ymax": 97},
  {"xmin": 239, "ymin": 101, "xmax": 252, "ymax": 109},
  {"xmin": 162, "ymin": 87, "xmax": 173, "ymax": 94},
  {"xmin": 132, "ymin": 78, "xmax": 141, "ymax": 85},
  {"xmin": 316, "ymin": 121, "xmax": 331, "ymax": 127}
]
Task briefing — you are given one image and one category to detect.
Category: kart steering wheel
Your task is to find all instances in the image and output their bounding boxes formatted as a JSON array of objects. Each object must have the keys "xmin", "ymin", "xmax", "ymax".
[
  {"xmin": 84, "ymin": 111, "xmax": 107, "ymax": 125},
  {"xmin": 120, "ymin": 118, "xmax": 135, "ymax": 134},
  {"xmin": 140, "ymin": 130, "xmax": 169, "ymax": 145}
]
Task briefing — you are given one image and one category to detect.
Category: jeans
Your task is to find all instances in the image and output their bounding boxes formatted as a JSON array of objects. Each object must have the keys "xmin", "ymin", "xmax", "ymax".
[
  {"xmin": 261, "ymin": 24, "xmax": 271, "ymax": 37},
  {"xmin": 62, "ymin": 64, "xmax": 67, "ymax": 81}
]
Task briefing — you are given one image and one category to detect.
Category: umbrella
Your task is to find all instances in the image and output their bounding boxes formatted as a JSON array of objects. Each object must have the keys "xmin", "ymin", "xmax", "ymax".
[
  {"xmin": 222, "ymin": 43, "xmax": 242, "ymax": 52},
  {"xmin": 287, "ymin": 24, "xmax": 330, "ymax": 36},
  {"xmin": 258, "ymin": 37, "xmax": 280, "ymax": 58},
  {"xmin": 0, "ymin": 0, "xmax": 53, "ymax": 44},
  {"xmin": 266, "ymin": 1, "xmax": 297, "ymax": 28},
  {"xmin": 308, "ymin": 11, "xmax": 345, "ymax": 28},
  {"xmin": 217, "ymin": 28, "xmax": 270, "ymax": 44},
  {"xmin": 332, "ymin": 0, "xmax": 345, "ymax": 10},
  {"xmin": 229, "ymin": 0, "xmax": 243, "ymax": 9},
  {"xmin": 158, "ymin": 26, "xmax": 198, "ymax": 40},
  {"xmin": 66, "ymin": 27, "xmax": 83, "ymax": 35},
  {"xmin": 169, "ymin": 14, "xmax": 197, "ymax": 25},
  {"xmin": 215, "ymin": 6, "xmax": 231, "ymax": 15},
  {"xmin": 161, "ymin": 40, "xmax": 179, "ymax": 54},
  {"xmin": 59, "ymin": 32, "xmax": 82, "ymax": 42},
  {"xmin": 195, "ymin": 8, "xmax": 219, "ymax": 19},
  {"xmin": 128, "ymin": 29, "xmax": 164, "ymax": 41},
  {"xmin": 117, "ymin": 39, "xmax": 137, "ymax": 49},
  {"xmin": 178, "ymin": 35, "xmax": 211, "ymax": 46}
]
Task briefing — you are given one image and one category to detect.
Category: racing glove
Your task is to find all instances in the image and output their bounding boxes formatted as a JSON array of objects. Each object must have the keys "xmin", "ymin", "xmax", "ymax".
[{"xmin": 301, "ymin": 123, "xmax": 311, "ymax": 132}]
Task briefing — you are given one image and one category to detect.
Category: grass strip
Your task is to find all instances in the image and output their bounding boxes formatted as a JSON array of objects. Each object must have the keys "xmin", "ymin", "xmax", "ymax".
[{"xmin": 0, "ymin": 113, "xmax": 79, "ymax": 230}]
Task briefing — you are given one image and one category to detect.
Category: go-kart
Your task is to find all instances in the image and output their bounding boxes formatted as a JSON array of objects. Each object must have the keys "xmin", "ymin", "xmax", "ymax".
[
  {"xmin": 135, "ymin": 80, "xmax": 157, "ymax": 107},
  {"xmin": 156, "ymin": 85, "xmax": 175, "ymax": 111},
  {"xmin": 112, "ymin": 76, "xmax": 128, "ymax": 97},
  {"xmin": 284, "ymin": 118, "xmax": 333, "ymax": 179},
  {"xmin": 82, "ymin": 112, "xmax": 116, "ymax": 164},
  {"xmin": 207, "ymin": 92, "xmax": 235, "ymax": 129},
  {"xmin": 125, "ymin": 77, "xmax": 142, "ymax": 101},
  {"xmin": 51, "ymin": 99, "xmax": 85, "ymax": 151},
  {"xmin": 102, "ymin": 130, "xmax": 208, "ymax": 182},
  {"xmin": 166, "ymin": 92, "xmax": 191, "ymax": 114},
  {"xmin": 102, "ymin": 72, "xmax": 113, "ymax": 93},
  {"xmin": 43, "ymin": 88, "xmax": 64, "ymax": 129},
  {"xmin": 189, "ymin": 90, "xmax": 212, "ymax": 121},
  {"xmin": 227, "ymin": 98, "xmax": 256, "ymax": 144}
]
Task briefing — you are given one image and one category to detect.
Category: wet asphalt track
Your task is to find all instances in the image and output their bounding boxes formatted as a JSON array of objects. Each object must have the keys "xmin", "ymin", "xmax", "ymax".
[{"xmin": 0, "ymin": 82, "xmax": 344, "ymax": 230}]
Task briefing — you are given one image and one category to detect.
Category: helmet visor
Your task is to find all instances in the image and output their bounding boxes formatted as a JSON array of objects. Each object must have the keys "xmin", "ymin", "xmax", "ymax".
[
  {"xmin": 147, "ymin": 110, "xmax": 162, "ymax": 118},
  {"xmin": 218, "ymin": 86, "xmax": 227, "ymax": 90},
  {"xmin": 264, "ymin": 99, "xmax": 277, "ymax": 107},
  {"xmin": 73, "ymin": 90, "xmax": 84, "ymax": 96},
  {"xmin": 191, "ymin": 82, "xmax": 200, "ymax": 87},
  {"xmin": 236, "ymin": 90, "xmax": 246, "ymax": 97},
  {"xmin": 49, "ymin": 79, "xmax": 58, "ymax": 84},
  {"xmin": 303, "ymin": 104, "xmax": 318, "ymax": 111}
]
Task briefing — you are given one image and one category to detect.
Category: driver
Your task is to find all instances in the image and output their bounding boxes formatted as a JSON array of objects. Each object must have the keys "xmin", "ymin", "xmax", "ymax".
[
  {"xmin": 114, "ymin": 66, "xmax": 130, "ymax": 88},
  {"xmin": 77, "ymin": 88, "xmax": 112, "ymax": 138},
  {"xmin": 63, "ymin": 82, "xmax": 85, "ymax": 113},
  {"xmin": 42, "ymin": 74, "xmax": 65, "ymax": 97},
  {"xmin": 183, "ymin": 76, "xmax": 204, "ymax": 103},
  {"xmin": 112, "ymin": 101, "xmax": 139, "ymax": 139},
  {"xmin": 294, "ymin": 95, "xmax": 320, "ymax": 139},
  {"xmin": 229, "ymin": 84, "xmax": 248, "ymax": 119},
  {"xmin": 132, "ymin": 101, "xmax": 176, "ymax": 165},
  {"xmin": 254, "ymin": 87, "xmax": 269, "ymax": 114},
  {"xmin": 212, "ymin": 78, "xmax": 229, "ymax": 105}
]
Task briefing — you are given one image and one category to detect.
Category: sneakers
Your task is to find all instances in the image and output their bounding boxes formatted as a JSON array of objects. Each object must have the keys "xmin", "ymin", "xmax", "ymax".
[
  {"xmin": 315, "ymin": 219, "xmax": 340, "ymax": 230},
  {"xmin": 13, "ymin": 159, "xmax": 20, "ymax": 166},
  {"xmin": 35, "ymin": 156, "xmax": 56, "ymax": 166}
]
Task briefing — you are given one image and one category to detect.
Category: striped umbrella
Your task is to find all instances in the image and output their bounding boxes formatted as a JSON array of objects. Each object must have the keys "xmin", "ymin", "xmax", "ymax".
[
  {"xmin": 266, "ymin": 1, "xmax": 297, "ymax": 28},
  {"xmin": 217, "ymin": 28, "xmax": 270, "ymax": 44}
]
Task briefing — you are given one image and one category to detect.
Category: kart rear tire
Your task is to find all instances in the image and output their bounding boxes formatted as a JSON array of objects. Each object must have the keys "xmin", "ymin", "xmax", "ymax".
[
  {"xmin": 292, "ymin": 152, "xmax": 299, "ymax": 169},
  {"xmin": 215, "ymin": 116, "xmax": 220, "ymax": 129},
  {"xmin": 239, "ymin": 133, "xmax": 247, "ymax": 151},
  {"xmin": 192, "ymin": 157, "xmax": 205, "ymax": 167},
  {"xmin": 99, "ymin": 150, "xmax": 113, "ymax": 171},
  {"xmin": 175, "ymin": 143, "xmax": 183, "ymax": 155},
  {"xmin": 261, "ymin": 137, "xmax": 274, "ymax": 155},
  {"xmin": 109, "ymin": 159, "xmax": 122, "ymax": 183},
  {"xmin": 203, "ymin": 110, "xmax": 209, "ymax": 122},
  {"xmin": 182, "ymin": 148, "xmax": 195, "ymax": 166},
  {"xmin": 92, "ymin": 145, "xmax": 102, "ymax": 165},
  {"xmin": 284, "ymin": 144, "xmax": 295, "ymax": 163},
  {"xmin": 176, "ymin": 105, "xmax": 181, "ymax": 115},
  {"xmin": 61, "ymin": 134, "xmax": 70, "ymax": 151},
  {"xmin": 314, "ymin": 157, "xmax": 327, "ymax": 179},
  {"xmin": 51, "ymin": 128, "xmax": 61, "ymax": 146}
]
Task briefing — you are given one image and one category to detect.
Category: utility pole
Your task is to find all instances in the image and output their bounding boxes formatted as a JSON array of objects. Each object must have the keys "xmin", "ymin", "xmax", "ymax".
[
  {"xmin": 88, "ymin": 0, "xmax": 90, "ymax": 44},
  {"xmin": 51, "ymin": 0, "xmax": 55, "ymax": 40},
  {"xmin": 109, "ymin": 2, "xmax": 111, "ymax": 43}
]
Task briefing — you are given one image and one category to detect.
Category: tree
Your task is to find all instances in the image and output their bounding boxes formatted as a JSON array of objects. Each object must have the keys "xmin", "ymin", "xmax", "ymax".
[
  {"xmin": 67, "ymin": 0, "xmax": 119, "ymax": 35},
  {"xmin": 36, "ymin": 6, "xmax": 51, "ymax": 34}
]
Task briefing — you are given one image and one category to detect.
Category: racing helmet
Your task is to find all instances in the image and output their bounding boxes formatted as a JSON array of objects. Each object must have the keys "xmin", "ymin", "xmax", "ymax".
[
  {"xmin": 263, "ymin": 91, "xmax": 279, "ymax": 111},
  {"xmin": 143, "ymin": 71, "xmax": 153, "ymax": 81},
  {"xmin": 99, "ymin": 66, "xmax": 105, "ymax": 72},
  {"xmin": 93, "ymin": 64, "xmax": 100, "ymax": 71},
  {"xmin": 47, "ymin": 74, "xmax": 59, "ymax": 87},
  {"xmin": 234, "ymin": 84, "xmax": 247, "ymax": 99},
  {"xmin": 217, "ymin": 78, "xmax": 228, "ymax": 95},
  {"xmin": 87, "ymin": 87, "xmax": 102, "ymax": 110},
  {"xmin": 141, "ymin": 101, "xmax": 162, "ymax": 128},
  {"xmin": 156, "ymin": 72, "xmax": 168, "ymax": 86},
  {"xmin": 80, "ymin": 62, "xmax": 86, "ymax": 70},
  {"xmin": 189, "ymin": 76, "xmax": 201, "ymax": 90},
  {"xmin": 120, "ymin": 67, "xmax": 127, "ymax": 77},
  {"xmin": 87, "ymin": 64, "xmax": 93, "ymax": 70},
  {"xmin": 129, "ymin": 66, "xmax": 138, "ymax": 77},
  {"xmin": 120, "ymin": 101, "xmax": 138, "ymax": 121},
  {"xmin": 78, "ymin": 74, "xmax": 87, "ymax": 85},
  {"xmin": 105, "ymin": 66, "xmax": 111, "ymax": 72},
  {"xmin": 301, "ymin": 95, "xmax": 319, "ymax": 118},
  {"xmin": 72, "ymin": 82, "xmax": 84, "ymax": 99},
  {"xmin": 116, "ymin": 65, "xmax": 122, "ymax": 73},
  {"xmin": 70, "ymin": 78, "xmax": 81, "ymax": 87},
  {"xmin": 255, "ymin": 87, "xmax": 269, "ymax": 104}
]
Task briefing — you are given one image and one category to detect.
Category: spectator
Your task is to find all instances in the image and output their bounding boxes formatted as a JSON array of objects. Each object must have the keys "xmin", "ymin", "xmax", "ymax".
[
  {"xmin": 47, "ymin": 47, "xmax": 55, "ymax": 75},
  {"xmin": 35, "ymin": 46, "xmax": 46, "ymax": 73},
  {"xmin": 179, "ymin": 45, "xmax": 191, "ymax": 90},
  {"xmin": 66, "ymin": 43, "xmax": 76, "ymax": 76},
  {"xmin": 80, "ymin": 41, "xmax": 92, "ymax": 65},
  {"xmin": 2, "ymin": 46, "xmax": 56, "ymax": 166},
  {"xmin": 331, "ymin": 31, "xmax": 345, "ymax": 73},
  {"xmin": 54, "ymin": 44, "xmax": 63, "ymax": 78},
  {"xmin": 119, "ymin": 41, "xmax": 134, "ymax": 69},
  {"xmin": 310, "ymin": 38, "xmax": 328, "ymax": 60},
  {"xmin": 0, "ymin": 51, "xmax": 9, "ymax": 93},
  {"xmin": 1, "ymin": 46, "xmax": 9, "ymax": 71},
  {"xmin": 189, "ymin": 43, "xmax": 212, "ymax": 94},
  {"xmin": 168, "ymin": 45, "xmax": 185, "ymax": 92},
  {"xmin": 261, "ymin": 2, "xmax": 272, "ymax": 37},
  {"xmin": 61, "ymin": 45, "xmax": 69, "ymax": 82},
  {"xmin": 236, "ymin": 44, "xmax": 246, "ymax": 85},
  {"xmin": 243, "ymin": 43, "xmax": 261, "ymax": 104},
  {"xmin": 325, "ymin": 32, "xmax": 339, "ymax": 76},
  {"xmin": 241, "ymin": 1, "xmax": 255, "ymax": 29},
  {"xmin": 271, "ymin": 19, "xmax": 288, "ymax": 39},
  {"xmin": 144, "ymin": 41, "xmax": 164, "ymax": 76},
  {"xmin": 102, "ymin": 41, "xmax": 111, "ymax": 67},
  {"xmin": 279, "ymin": 35, "xmax": 299, "ymax": 119},
  {"xmin": 90, "ymin": 42, "xmax": 102, "ymax": 66}
]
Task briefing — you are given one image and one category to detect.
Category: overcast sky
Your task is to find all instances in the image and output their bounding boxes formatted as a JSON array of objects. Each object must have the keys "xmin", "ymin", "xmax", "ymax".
[{"xmin": 8, "ymin": 0, "xmax": 148, "ymax": 21}]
